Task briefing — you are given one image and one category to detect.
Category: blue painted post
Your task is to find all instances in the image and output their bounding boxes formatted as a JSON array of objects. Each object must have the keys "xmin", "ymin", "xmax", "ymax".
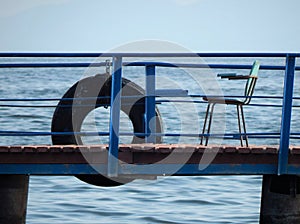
[
  {"xmin": 108, "ymin": 56, "xmax": 122, "ymax": 177},
  {"xmin": 278, "ymin": 55, "xmax": 296, "ymax": 175},
  {"xmin": 145, "ymin": 65, "xmax": 156, "ymax": 143}
]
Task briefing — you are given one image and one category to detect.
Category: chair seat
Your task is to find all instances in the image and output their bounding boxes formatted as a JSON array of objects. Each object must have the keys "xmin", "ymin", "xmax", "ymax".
[{"xmin": 203, "ymin": 96, "xmax": 244, "ymax": 105}]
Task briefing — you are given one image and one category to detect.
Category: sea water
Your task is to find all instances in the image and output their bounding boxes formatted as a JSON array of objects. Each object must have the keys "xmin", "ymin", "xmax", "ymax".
[{"xmin": 0, "ymin": 56, "xmax": 299, "ymax": 223}]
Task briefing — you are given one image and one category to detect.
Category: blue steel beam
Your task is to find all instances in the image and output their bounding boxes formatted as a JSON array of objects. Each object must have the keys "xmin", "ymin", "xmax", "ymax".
[
  {"xmin": 108, "ymin": 56, "xmax": 123, "ymax": 177},
  {"xmin": 0, "ymin": 163, "xmax": 298, "ymax": 176},
  {"xmin": 120, "ymin": 164, "xmax": 278, "ymax": 176},
  {"xmin": 0, "ymin": 164, "xmax": 105, "ymax": 175},
  {"xmin": 278, "ymin": 55, "xmax": 296, "ymax": 175},
  {"xmin": 0, "ymin": 163, "xmax": 281, "ymax": 175}
]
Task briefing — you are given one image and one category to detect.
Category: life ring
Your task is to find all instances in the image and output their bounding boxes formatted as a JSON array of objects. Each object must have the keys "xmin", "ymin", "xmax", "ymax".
[{"xmin": 51, "ymin": 73, "xmax": 163, "ymax": 187}]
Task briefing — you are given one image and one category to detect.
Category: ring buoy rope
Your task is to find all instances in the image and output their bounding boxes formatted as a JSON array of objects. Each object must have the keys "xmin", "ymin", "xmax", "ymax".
[{"xmin": 51, "ymin": 73, "xmax": 163, "ymax": 187}]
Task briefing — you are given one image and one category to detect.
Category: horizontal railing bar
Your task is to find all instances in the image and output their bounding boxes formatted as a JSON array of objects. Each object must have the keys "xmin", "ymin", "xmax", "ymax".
[
  {"xmin": 0, "ymin": 130, "xmax": 289, "ymax": 137},
  {"xmin": 157, "ymin": 100, "xmax": 284, "ymax": 107},
  {"xmin": 0, "ymin": 62, "xmax": 105, "ymax": 68},
  {"xmin": 189, "ymin": 95, "xmax": 285, "ymax": 99},
  {"xmin": 0, "ymin": 95, "xmax": 286, "ymax": 101},
  {"xmin": 0, "ymin": 135, "xmax": 284, "ymax": 140},
  {"xmin": 0, "ymin": 52, "xmax": 299, "ymax": 57},
  {"xmin": 0, "ymin": 104, "xmax": 126, "ymax": 108},
  {"xmin": 0, "ymin": 103, "xmax": 284, "ymax": 108},
  {"xmin": 0, "ymin": 105, "xmax": 57, "ymax": 108},
  {"xmin": 4, "ymin": 130, "xmax": 300, "ymax": 140},
  {"xmin": 0, "ymin": 97, "xmax": 288, "ymax": 108},
  {"xmin": 0, "ymin": 98, "xmax": 63, "ymax": 101},
  {"xmin": 126, "ymin": 62, "xmax": 292, "ymax": 71},
  {"xmin": 1, "ymin": 62, "xmax": 299, "ymax": 71}
]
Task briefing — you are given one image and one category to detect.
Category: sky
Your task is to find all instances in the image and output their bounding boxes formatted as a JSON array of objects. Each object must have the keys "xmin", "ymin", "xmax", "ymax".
[{"xmin": 0, "ymin": 0, "xmax": 300, "ymax": 52}]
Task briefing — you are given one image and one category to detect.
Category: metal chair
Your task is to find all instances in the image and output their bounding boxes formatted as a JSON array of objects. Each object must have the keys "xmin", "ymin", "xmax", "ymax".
[{"xmin": 200, "ymin": 60, "xmax": 260, "ymax": 146}]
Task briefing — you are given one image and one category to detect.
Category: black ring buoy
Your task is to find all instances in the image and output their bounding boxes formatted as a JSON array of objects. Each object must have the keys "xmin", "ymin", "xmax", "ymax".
[{"xmin": 51, "ymin": 73, "xmax": 163, "ymax": 187}]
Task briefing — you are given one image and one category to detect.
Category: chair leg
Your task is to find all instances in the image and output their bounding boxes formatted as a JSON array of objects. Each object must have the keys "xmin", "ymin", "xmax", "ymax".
[
  {"xmin": 202, "ymin": 103, "xmax": 249, "ymax": 147},
  {"xmin": 240, "ymin": 105, "xmax": 249, "ymax": 147},
  {"xmin": 201, "ymin": 103, "xmax": 211, "ymax": 145},
  {"xmin": 236, "ymin": 105, "xmax": 244, "ymax": 147},
  {"xmin": 205, "ymin": 103, "xmax": 216, "ymax": 146}
]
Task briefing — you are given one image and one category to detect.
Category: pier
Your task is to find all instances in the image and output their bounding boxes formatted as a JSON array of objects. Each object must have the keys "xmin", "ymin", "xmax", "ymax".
[{"xmin": 1, "ymin": 52, "xmax": 300, "ymax": 223}]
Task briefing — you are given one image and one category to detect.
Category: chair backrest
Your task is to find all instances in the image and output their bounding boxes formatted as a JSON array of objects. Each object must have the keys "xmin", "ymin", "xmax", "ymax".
[{"xmin": 244, "ymin": 60, "xmax": 260, "ymax": 104}]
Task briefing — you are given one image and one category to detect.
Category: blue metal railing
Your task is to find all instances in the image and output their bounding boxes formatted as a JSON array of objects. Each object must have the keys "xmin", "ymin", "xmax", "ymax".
[
  {"xmin": 108, "ymin": 56, "xmax": 122, "ymax": 177},
  {"xmin": 0, "ymin": 52, "xmax": 299, "ymax": 176},
  {"xmin": 278, "ymin": 55, "xmax": 296, "ymax": 174}
]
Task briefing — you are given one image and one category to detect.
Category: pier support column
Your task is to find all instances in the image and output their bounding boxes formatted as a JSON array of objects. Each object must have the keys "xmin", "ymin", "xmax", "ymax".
[
  {"xmin": 0, "ymin": 175, "xmax": 29, "ymax": 224},
  {"xmin": 260, "ymin": 175, "xmax": 300, "ymax": 224}
]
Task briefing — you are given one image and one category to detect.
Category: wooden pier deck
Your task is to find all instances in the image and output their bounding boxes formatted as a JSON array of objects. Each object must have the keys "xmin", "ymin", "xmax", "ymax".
[{"xmin": 0, "ymin": 144, "xmax": 299, "ymax": 176}]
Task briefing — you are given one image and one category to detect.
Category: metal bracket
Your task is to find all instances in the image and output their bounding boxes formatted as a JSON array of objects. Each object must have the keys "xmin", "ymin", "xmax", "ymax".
[{"xmin": 105, "ymin": 59, "xmax": 111, "ymax": 74}]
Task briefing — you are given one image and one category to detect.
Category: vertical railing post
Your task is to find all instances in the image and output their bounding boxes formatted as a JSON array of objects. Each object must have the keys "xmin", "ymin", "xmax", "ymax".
[
  {"xmin": 145, "ymin": 65, "xmax": 156, "ymax": 143},
  {"xmin": 278, "ymin": 55, "xmax": 296, "ymax": 175},
  {"xmin": 108, "ymin": 56, "xmax": 122, "ymax": 177}
]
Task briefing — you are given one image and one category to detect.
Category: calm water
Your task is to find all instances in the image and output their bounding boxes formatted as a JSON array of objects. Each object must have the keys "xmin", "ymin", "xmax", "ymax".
[{"xmin": 1, "ymin": 56, "xmax": 299, "ymax": 223}]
